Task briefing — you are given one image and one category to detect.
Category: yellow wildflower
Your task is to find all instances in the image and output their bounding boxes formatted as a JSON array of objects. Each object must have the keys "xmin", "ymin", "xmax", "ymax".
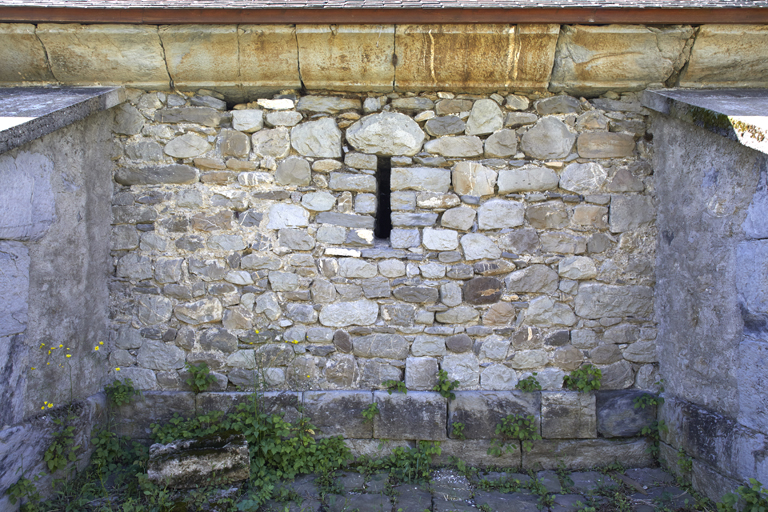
[
  {"xmin": 66, "ymin": 354, "xmax": 71, "ymax": 358},
  {"xmin": 115, "ymin": 367, "xmax": 121, "ymax": 371},
  {"xmin": 254, "ymin": 329, "xmax": 259, "ymax": 334},
  {"xmin": 306, "ymin": 375, "xmax": 310, "ymax": 378},
  {"xmin": 293, "ymin": 340, "xmax": 298, "ymax": 344},
  {"xmin": 99, "ymin": 341, "xmax": 104, "ymax": 345},
  {"xmin": 94, "ymin": 346, "xmax": 99, "ymax": 351},
  {"xmin": 59, "ymin": 344, "xmax": 63, "ymax": 348},
  {"xmin": 41, "ymin": 406, "xmax": 44, "ymax": 410},
  {"xmin": 47, "ymin": 362, "xmax": 50, "ymax": 365},
  {"xmin": 31, "ymin": 367, "xmax": 35, "ymax": 370},
  {"xmin": 48, "ymin": 403, "xmax": 53, "ymax": 408}
]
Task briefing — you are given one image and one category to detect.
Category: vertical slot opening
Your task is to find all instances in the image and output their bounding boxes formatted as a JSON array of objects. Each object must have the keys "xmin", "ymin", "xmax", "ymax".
[{"xmin": 375, "ymin": 156, "xmax": 392, "ymax": 240}]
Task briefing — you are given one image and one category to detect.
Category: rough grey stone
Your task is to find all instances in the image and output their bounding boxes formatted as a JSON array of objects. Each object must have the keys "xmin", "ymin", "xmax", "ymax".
[
  {"xmin": 425, "ymin": 116, "xmax": 465, "ymax": 137},
  {"xmin": 251, "ymin": 127, "xmax": 291, "ymax": 159},
  {"xmin": 521, "ymin": 117, "xmax": 576, "ymax": 160},
  {"xmin": 525, "ymin": 297, "xmax": 577, "ymax": 327},
  {"xmin": 424, "ymin": 136, "xmax": 483, "ymax": 158},
  {"xmin": 484, "ymin": 129, "xmax": 518, "ymax": 158},
  {"xmin": 411, "ymin": 335, "xmax": 446, "ymax": 357},
  {"xmin": 461, "ymin": 233, "xmax": 501, "ymax": 260},
  {"xmin": 478, "ymin": 335, "xmax": 511, "ymax": 360},
  {"xmin": 536, "ymin": 95, "xmax": 581, "ymax": 115},
  {"xmin": 138, "ymin": 339, "xmax": 185, "ymax": 370},
  {"xmin": 452, "ymin": 161, "xmax": 497, "ymax": 196},
  {"xmin": 506, "ymin": 112, "xmax": 538, "ymax": 128},
  {"xmin": 393, "ymin": 286, "xmax": 439, "ymax": 303},
  {"xmin": 354, "ymin": 194, "xmax": 377, "ymax": 215},
  {"xmin": 137, "ymin": 294, "xmax": 173, "ymax": 325},
  {"xmin": 316, "ymin": 212, "xmax": 375, "ymax": 229},
  {"xmin": 114, "ymin": 103, "xmax": 145, "ymax": 134},
  {"xmin": 319, "ymin": 300, "xmax": 379, "ymax": 327},
  {"xmin": 439, "ymin": 282, "xmax": 463, "ymax": 308},
  {"xmin": 391, "ymin": 97, "xmax": 434, "ymax": 111},
  {"xmin": 450, "ymin": 391, "xmax": 539, "ymax": 439},
  {"xmin": 329, "ymin": 172, "xmax": 377, "ymax": 192},
  {"xmin": 477, "ymin": 199, "xmax": 524, "ymax": 229},
  {"xmin": 231, "ymin": 109, "xmax": 263, "ymax": 132},
  {"xmin": 276, "ymin": 157, "xmax": 311, "ymax": 187},
  {"xmin": 199, "ymin": 328, "xmax": 238, "ymax": 353},
  {"xmin": 560, "ymin": 162, "xmax": 608, "ymax": 194},
  {"xmin": 164, "ymin": 133, "xmax": 211, "ymax": 158},
  {"xmin": 381, "ymin": 304, "xmax": 416, "ymax": 326},
  {"xmin": 406, "ymin": 357, "xmax": 439, "ymax": 390},
  {"xmin": 441, "ymin": 207, "xmax": 476, "ymax": 231},
  {"xmin": 423, "ymin": 228, "xmax": 459, "ymax": 251},
  {"xmin": 300, "ymin": 191, "xmax": 336, "ymax": 212},
  {"xmin": 361, "ymin": 276, "xmax": 390, "ymax": 298},
  {"xmin": 266, "ymin": 204, "xmax": 309, "ymax": 230},
  {"xmin": 174, "ymin": 298, "xmax": 223, "ymax": 325},
  {"xmin": 465, "ymin": 99, "xmax": 503, "ymax": 136},
  {"xmin": 391, "ymin": 213, "xmax": 438, "ymax": 227},
  {"xmin": 117, "ymin": 253, "xmax": 153, "ymax": 280},
  {"xmin": 480, "ymin": 364, "xmax": 519, "ymax": 390},
  {"xmin": 346, "ymin": 112, "xmax": 425, "ymax": 156},
  {"xmin": 541, "ymin": 391, "xmax": 597, "ymax": 439},
  {"xmin": 297, "ymin": 96, "xmax": 361, "ymax": 114},
  {"xmin": 506, "ymin": 264, "xmax": 558, "ymax": 294},
  {"xmin": 609, "ymin": 195, "xmax": 655, "ymax": 232},
  {"xmin": 266, "ymin": 110, "xmax": 303, "ymax": 127},
  {"xmin": 522, "ymin": 438, "xmax": 653, "ymax": 470},
  {"xmin": 391, "ymin": 167, "xmax": 451, "ymax": 193},
  {"xmin": 435, "ymin": 305, "xmax": 479, "ymax": 324},
  {"xmin": 115, "ymin": 164, "xmax": 198, "ymax": 186},
  {"xmin": 498, "ymin": 166, "xmax": 559, "ymax": 193},
  {"xmin": 463, "ymin": 277, "xmax": 503, "ymax": 305},
  {"xmin": 218, "ymin": 129, "xmax": 250, "ymax": 158},
  {"xmin": 526, "ymin": 201, "xmax": 569, "ymax": 229},
  {"xmin": 442, "ymin": 353, "xmax": 480, "ymax": 387},
  {"xmin": 483, "ymin": 302, "xmax": 517, "ymax": 326},
  {"xmin": 575, "ymin": 284, "xmax": 654, "ymax": 318},
  {"xmin": 277, "ymin": 229, "xmax": 315, "ymax": 251},
  {"xmin": 373, "ymin": 391, "xmax": 447, "ymax": 440},
  {"xmin": 577, "ymin": 132, "xmax": 635, "ymax": 158},
  {"xmin": 446, "ymin": 333, "xmax": 472, "ymax": 353},
  {"xmin": 558, "ymin": 256, "xmax": 597, "ymax": 280},
  {"xmin": 290, "ymin": 118, "xmax": 342, "ymax": 158},
  {"xmin": 338, "ymin": 258, "xmax": 377, "ymax": 278},
  {"xmin": 540, "ymin": 232, "xmax": 587, "ymax": 254}
]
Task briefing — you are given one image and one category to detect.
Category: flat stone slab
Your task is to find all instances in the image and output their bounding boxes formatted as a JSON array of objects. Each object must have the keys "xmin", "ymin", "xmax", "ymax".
[
  {"xmin": 567, "ymin": 471, "xmax": 617, "ymax": 494},
  {"xmin": 325, "ymin": 492, "xmax": 392, "ymax": 512},
  {"xmin": 475, "ymin": 490, "xmax": 541, "ymax": 511},
  {"xmin": 643, "ymin": 88, "xmax": 768, "ymax": 156},
  {"xmin": 0, "ymin": 86, "xmax": 123, "ymax": 154},
  {"xmin": 393, "ymin": 484, "xmax": 432, "ymax": 512}
]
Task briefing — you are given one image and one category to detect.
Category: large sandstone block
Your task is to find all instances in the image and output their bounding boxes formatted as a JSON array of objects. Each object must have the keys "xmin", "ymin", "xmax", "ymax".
[
  {"xmin": 550, "ymin": 25, "xmax": 694, "ymax": 95},
  {"xmin": 297, "ymin": 25, "xmax": 395, "ymax": 92},
  {"xmin": 159, "ymin": 25, "xmax": 239, "ymax": 92},
  {"xmin": 114, "ymin": 391, "xmax": 196, "ymax": 439},
  {"xmin": 37, "ymin": 24, "xmax": 170, "ymax": 88},
  {"xmin": 303, "ymin": 391, "xmax": 373, "ymax": 439},
  {"xmin": 680, "ymin": 25, "xmax": 768, "ymax": 88},
  {"xmin": 449, "ymin": 391, "xmax": 540, "ymax": 440},
  {"xmin": 394, "ymin": 24, "xmax": 558, "ymax": 92},
  {"xmin": 541, "ymin": 391, "xmax": 597, "ymax": 439},
  {"xmin": 239, "ymin": 25, "xmax": 302, "ymax": 96},
  {"xmin": 0, "ymin": 24, "xmax": 56, "ymax": 84},
  {"xmin": 373, "ymin": 391, "xmax": 447, "ymax": 440},
  {"xmin": 522, "ymin": 438, "xmax": 653, "ymax": 470},
  {"xmin": 434, "ymin": 439, "xmax": 521, "ymax": 468},
  {"xmin": 596, "ymin": 390, "xmax": 656, "ymax": 438}
]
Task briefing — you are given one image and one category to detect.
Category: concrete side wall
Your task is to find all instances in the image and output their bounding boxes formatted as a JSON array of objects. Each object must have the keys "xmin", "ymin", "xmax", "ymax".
[
  {"xmin": 2, "ymin": 23, "xmax": 768, "ymax": 100},
  {"xmin": 0, "ymin": 110, "xmax": 115, "ymax": 509},
  {"xmin": 652, "ymin": 113, "xmax": 768, "ymax": 498}
]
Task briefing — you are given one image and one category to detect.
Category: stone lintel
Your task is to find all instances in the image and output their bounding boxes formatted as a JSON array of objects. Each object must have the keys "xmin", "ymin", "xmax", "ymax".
[
  {"xmin": 643, "ymin": 88, "xmax": 768, "ymax": 156},
  {"xmin": 0, "ymin": 86, "xmax": 124, "ymax": 154}
]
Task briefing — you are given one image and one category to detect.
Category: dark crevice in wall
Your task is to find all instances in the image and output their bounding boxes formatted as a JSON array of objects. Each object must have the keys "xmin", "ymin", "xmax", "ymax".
[
  {"xmin": 374, "ymin": 156, "xmax": 392, "ymax": 240},
  {"xmin": 665, "ymin": 25, "xmax": 699, "ymax": 88},
  {"xmin": 156, "ymin": 27, "xmax": 175, "ymax": 90},
  {"xmin": 33, "ymin": 23, "xmax": 58, "ymax": 84},
  {"xmin": 294, "ymin": 25, "xmax": 306, "ymax": 91}
]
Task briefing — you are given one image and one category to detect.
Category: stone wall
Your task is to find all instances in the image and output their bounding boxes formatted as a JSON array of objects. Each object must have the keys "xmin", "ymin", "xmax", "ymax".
[
  {"xmin": 108, "ymin": 88, "xmax": 658, "ymax": 419},
  {"xmin": 0, "ymin": 108, "xmax": 115, "ymax": 509},
  {"xmin": 651, "ymin": 109, "xmax": 768, "ymax": 500}
]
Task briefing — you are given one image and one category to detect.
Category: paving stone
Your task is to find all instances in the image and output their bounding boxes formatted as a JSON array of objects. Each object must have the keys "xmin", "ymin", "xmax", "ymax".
[
  {"xmin": 475, "ymin": 491, "xmax": 540, "ymax": 512},
  {"xmin": 365, "ymin": 471, "xmax": 390, "ymax": 493},
  {"xmin": 550, "ymin": 494, "xmax": 589, "ymax": 512},
  {"xmin": 568, "ymin": 471, "xmax": 618, "ymax": 494},
  {"xmin": 393, "ymin": 485, "xmax": 432, "ymax": 512}
]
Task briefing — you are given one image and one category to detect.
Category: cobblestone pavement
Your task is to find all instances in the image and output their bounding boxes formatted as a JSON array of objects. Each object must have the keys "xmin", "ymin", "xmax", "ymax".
[{"xmin": 259, "ymin": 466, "xmax": 700, "ymax": 512}]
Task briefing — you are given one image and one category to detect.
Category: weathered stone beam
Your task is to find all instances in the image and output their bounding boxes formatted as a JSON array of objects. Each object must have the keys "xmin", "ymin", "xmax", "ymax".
[{"xmin": 0, "ymin": 23, "xmax": 56, "ymax": 84}]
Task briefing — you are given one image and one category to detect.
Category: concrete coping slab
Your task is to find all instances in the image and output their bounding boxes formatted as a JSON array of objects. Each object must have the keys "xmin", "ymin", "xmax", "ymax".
[
  {"xmin": 643, "ymin": 88, "xmax": 768, "ymax": 156},
  {"xmin": 0, "ymin": 86, "xmax": 124, "ymax": 154}
]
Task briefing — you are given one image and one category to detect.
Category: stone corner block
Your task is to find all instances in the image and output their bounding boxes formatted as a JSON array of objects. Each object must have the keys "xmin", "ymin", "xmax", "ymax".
[
  {"xmin": 448, "ymin": 391, "xmax": 540, "ymax": 440},
  {"xmin": 541, "ymin": 391, "xmax": 597, "ymax": 439},
  {"xmin": 373, "ymin": 391, "xmax": 447, "ymax": 441},
  {"xmin": 303, "ymin": 390, "xmax": 373, "ymax": 439},
  {"xmin": 596, "ymin": 390, "xmax": 655, "ymax": 438}
]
